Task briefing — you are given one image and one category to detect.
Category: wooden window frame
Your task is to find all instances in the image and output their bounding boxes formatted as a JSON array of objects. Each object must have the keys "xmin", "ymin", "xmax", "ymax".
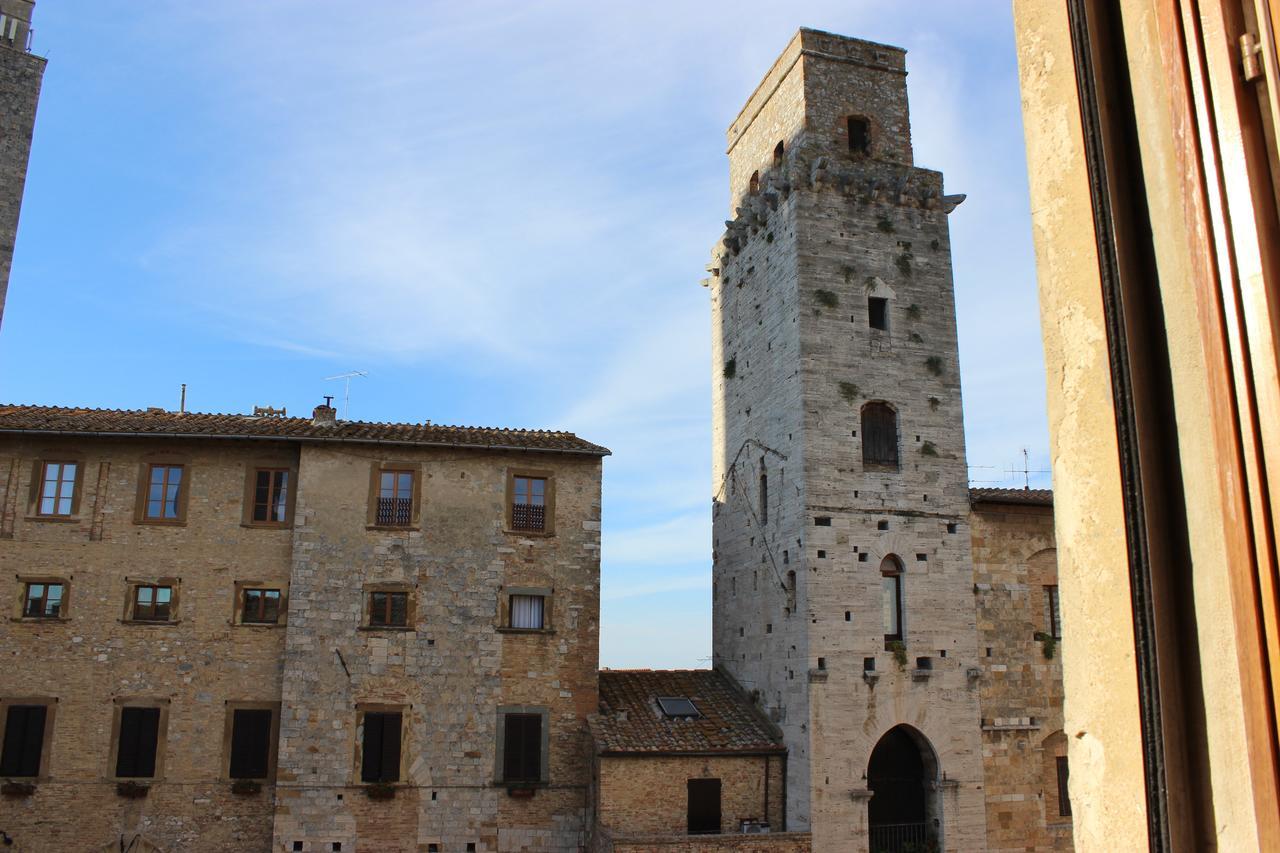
[
  {"xmin": 123, "ymin": 578, "xmax": 180, "ymax": 625},
  {"xmin": 505, "ymin": 469, "xmax": 556, "ymax": 536},
  {"xmin": 233, "ymin": 582, "xmax": 287, "ymax": 627},
  {"xmin": 0, "ymin": 697, "xmax": 57, "ymax": 780},
  {"xmin": 861, "ymin": 402, "xmax": 900, "ymax": 471},
  {"xmin": 133, "ymin": 461, "xmax": 190, "ymax": 526},
  {"xmin": 108, "ymin": 697, "xmax": 169, "ymax": 781},
  {"xmin": 354, "ymin": 703, "xmax": 407, "ymax": 785},
  {"xmin": 28, "ymin": 459, "xmax": 84, "ymax": 521},
  {"xmin": 14, "ymin": 576, "xmax": 70, "ymax": 621},
  {"xmin": 361, "ymin": 583, "xmax": 415, "ymax": 631},
  {"xmin": 221, "ymin": 701, "xmax": 280, "ymax": 782},
  {"xmin": 240, "ymin": 463, "xmax": 297, "ymax": 529},
  {"xmin": 497, "ymin": 586, "xmax": 553, "ymax": 634},
  {"xmin": 366, "ymin": 463, "xmax": 421, "ymax": 530},
  {"xmin": 495, "ymin": 705, "xmax": 550, "ymax": 785}
]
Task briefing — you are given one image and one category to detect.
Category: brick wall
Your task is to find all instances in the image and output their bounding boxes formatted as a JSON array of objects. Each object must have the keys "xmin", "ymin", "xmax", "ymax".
[{"xmin": 972, "ymin": 500, "xmax": 1073, "ymax": 852}]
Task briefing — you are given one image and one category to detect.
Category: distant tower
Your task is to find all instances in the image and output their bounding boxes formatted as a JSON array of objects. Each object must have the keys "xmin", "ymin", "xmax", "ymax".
[
  {"xmin": 708, "ymin": 30, "xmax": 985, "ymax": 851},
  {"xmin": 0, "ymin": 0, "xmax": 42, "ymax": 330}
]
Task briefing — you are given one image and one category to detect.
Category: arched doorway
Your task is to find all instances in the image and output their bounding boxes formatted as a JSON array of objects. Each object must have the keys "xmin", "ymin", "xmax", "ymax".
[{"xmin": 867, "ymin": 725, "xmax": 940, "ymax": 853}]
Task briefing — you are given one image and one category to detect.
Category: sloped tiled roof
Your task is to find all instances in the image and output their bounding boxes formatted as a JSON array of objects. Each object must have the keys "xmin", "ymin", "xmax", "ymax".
[
  {"xmin": 592, "ymin": 669, "xmax": 784, "ymax": 756},
  {"xmin": 0, "ymin": 405, "xmax": 609, "ymax": 456},
  {"xmin": 970, "ymin": 487, "xmax": 1053, "ymax": 507}
]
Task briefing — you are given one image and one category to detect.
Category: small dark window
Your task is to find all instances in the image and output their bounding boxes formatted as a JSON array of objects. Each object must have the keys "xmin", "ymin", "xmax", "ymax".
[
  {"xmin": 786, "ymin": 570, "xmax": 797, "ymax": 613},
  {"xmin": 512, "ymin": 476, "xmax": 547, "ymax": 531},
  {"xmin": 37, "ymin": 461, "xmax": 76, "ymax": 516},
  {"xmin": 144, "ymin": 464, "xmax": 184, "ymax": 520},
  {"xmin": 687, "ymin": 778, "xmax": 722, "ymax": 834},
  {"xmin": 133, "ymin": 585, "xmax": 172, "ymax": 622},
  {"xmin": 376, "ymin": 470, "xmax": 414, "ymax": 527},
  {"xmin": 509, "ymin": 594, "xmax": 544, "ymax": 629},
  {"xmin": 294, "ymin": 843, "xmax": 303, "ymax": 852},
  {"xmin": 814, "ymin": 516, "xmax": 831, "ymax": 526},
  {"xmin": 1, "ymin": 704, "xmax": 47, "ymax": 777},
  {"xmin": 252, "ymin": 469, "xmax": 290, "ymax": 524},
  {"xmin": 242, "ymin": 588, "xmax": 282, "ymax": 624},
  {"xmin": 862, "ymin": 403, "xmax": 899, "ymax": 469},
  {"xmin": 502, "ymin": 713, "xmax": 542, "ymax": 783},
  {"xmin": 947, "ymin": 522, "xmax": 958, "ymax": 534},
  {"xmin": 759, "ymin": 471, "xmax": 768, "ymax": 525},
  {"xmin": 1046, "ymin": 585, "xmax": 1062, "ymax": 639},
  {"xmin": 773, "ymin": 140, "xmax": 784, "ymax": 164},
  {"xmin": 848, "ymin": 116, "xmax": 870, "ymax": 154},
  {"xmin": 863, "ymin": 657, "xmax": 876, "ymax": 671},
  {"xmin": 229, "ymin": 708, "xmax": 273, "ymax": 779},
  {"xmin": 369, "ymin": 591, "xmax": 409, "ymax": 628},
  {"xmin": 749, "ymin": 170, "xmax": 760, "ymax": 194},
  {"xmin": 360, "ymin": 711, "xmax": 402, "ymax": 783},
  {"xmin": 877, "ymin": 519, "xmax": 889, "ymax": 531},
  {"xmin": 868, "ymin": 297, "xmax": 889, "ymax": 330},
  {"xmin": 1056, "ymin": 755, "xmax": 1072, "ymax": 817},
  {"xmin": 23, "ymin": 582, "xmax": 63, "ymax": 618},
  {"xmin": 115, "ymin": 706, "xmax": 161, "ymax": 778}
]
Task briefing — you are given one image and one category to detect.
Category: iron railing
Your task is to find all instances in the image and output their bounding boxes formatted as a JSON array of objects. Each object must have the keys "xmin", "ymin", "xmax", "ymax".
[
  {"xmin": 376, "ymin": 497, "xmax": 412, "ymax": 527},
  {"xmin": 869, "ymin": 822, "xmax": 932, "ymax": 853},
  {"xmin": 512, "ymin": 502, "xmax": 546, "ymax": 531}
]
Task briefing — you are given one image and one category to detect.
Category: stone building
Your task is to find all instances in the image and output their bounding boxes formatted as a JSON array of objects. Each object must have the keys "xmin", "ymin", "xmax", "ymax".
[
  {"xmin": 706, "ymin": 28, "xmax": 1072, "ymax": 853},
  {"xmin": 0, "ymin": 0, "xmax": 42, "ymax": 331},
  {"xmin": 0, "ymin": 403, "xmax": 609, "ymax": 852}
]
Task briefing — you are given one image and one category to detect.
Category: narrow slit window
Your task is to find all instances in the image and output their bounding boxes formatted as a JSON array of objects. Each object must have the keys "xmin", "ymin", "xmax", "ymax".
[
  {"xmin": 881, "ymin": 556, "xmax": 904, "ymax": 643},
  {"xmin": 868, "ymin": 297, "xmax": 889, "ymax": 330},
  {"xmin": 773, "ymin": 140, "xmax": 784, "ymax": 164},
  {"xmin": 1045, "ymin": 585, "xmax": 1062, "ymax": 639},
  {"xmin": 759, "ymin": 471, "xmax": 768, "ymax": 525},
  {"xmin": 749, "ymin": 170, "xmax": 760, "ymax": 195},
  {"xmin": 1056, "ymin": 755, "xmax": 1072, "ymax": 817}
]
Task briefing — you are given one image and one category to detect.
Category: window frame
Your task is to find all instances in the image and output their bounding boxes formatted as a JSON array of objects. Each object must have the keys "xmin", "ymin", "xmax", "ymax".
[
  {"xmin": 233, "ymin": 582, "xmax": 287, "ymax": 627},
  {"xmin": 361, "ymin": 584, "xmax": 415, "ymax": 631},
  {"xmin": 133, "ymin": 460, "xmax": 190, "ymax": 525},
  {"xmin": 495, "ymin": 706, "xmax": 550, "ymax": 786},
  {"xmin": 222, "ymin": 701, "xmax": 280, "ymax": 782},
  {"xmin": 109, "ymin": 698, "xmax": 169, "ymax": 781},
  {"xmin": 28, "ymin": 458, "xmax": 84, "ymax": 520},
  {"xmin": 123, "ymin": 578, "xmax": 180, "ymax": 625},
  {"xmin": 498, "ymin": 586, "xmax": 553, "ymax": 633},
  {"xmin": 861, "ymin": 402, "xmax": 901, "ymax": 470},
  {"xmin": 881, "ymin": 555, "xmax": 905, "ymax": 646},
  {"xmin": 505, "ymin": 469, "xmax": 556, "ymax": 536},
  {"xmin": 355, "ymin": 704, "xmax": 406, "ymax": 785},
  {"xmin": 366, "ymin": 463, "xmax": 421, "ymax": 530},
  {"xmin": 0, "ymin": 697, "xmax": 56, "ymax": 780},
  {"xmin": 240, "ymin": 462, "xmax": 297, "ymax": 529},
  {"xmin": 14, "ymin": 576, "xmax": 69, "ymax": 621}
]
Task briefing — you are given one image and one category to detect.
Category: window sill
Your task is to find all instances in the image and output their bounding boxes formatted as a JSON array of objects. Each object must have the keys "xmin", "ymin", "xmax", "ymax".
[
  {"xmin": 134, "ymin": 519, "xmax": 188, "ymax": 528},
  {"xmin": 240, "ymin": 521, "xmax": 292, "ymax": 531},
  {"xmin": 496, "ymin": 779, "xmax": 548, "ymax": 788},
  {"xmin": 11, "ymin": 616, "xmax": 70, "ymax": 623},
  {"xmin": 504, "ymin": 528, "xmax": 554, "ymax": 538},
  {"xmin": 496, "ymin": 627, "xmax": 555, "ymax": 635},
  {"xmin": 357, "ymin": 625, "xmax": 415, "ymax": 632},
  {"xmin": 24, "ymin": 514, "xmax": 80, "ymax": 524},
  {"xmin": 365, "ymin": 525, "xmax": 420, "ymax": 533},
  {"xmin": 863, "ymin": 464, "xmax": 900, "ymax": 473},
  {"xmin": 120, "ymin": 619, "xmax": 181, "ymax": 626},
  {"xmin": 235, "ymin": 620, "xmax": 285, "ymax": 629}
]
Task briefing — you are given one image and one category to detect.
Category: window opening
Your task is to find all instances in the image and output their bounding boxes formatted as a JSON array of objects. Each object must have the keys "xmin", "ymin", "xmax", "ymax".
[
  {"xmin": 23, "ymin": 582, "xmax": 63, "ymax": 618},
  {"xmin": 882, "ymin": 556, "xmax": 904, "ymax": 644},
  {"xmin": 512, "ymin": 476, "xmax": 547, "ymax": 531},
  {"xmin": 1056, "ymin": 755, "xmax": 1072, "ymax": 817},
  {"xmin": 869, "ymin": 297, "xmax": 889, "ymax": 330},
  {"xmin": 145, "ymin": 464, "xmax": 183, "ymax": 520},
  {"xmin": 848, "ymin": 116, "xmax": 870, "ymax": 154},
  {"xmin": 37, "ymin": 461, "xmax": 76, "ymax": 516},
  {"xmin": 369, "ymin": 591, "xmax": 409, "ymax": 627},
  {"xmin": 252, "ymin": 469, "xmax": 290, "ymax": 523},
  {"xmin": 759, "ymin": 470, "xmax": 768, "ymax": 525},
  {"xmin": 0, "ymin": 704, "xmax": 46, "ymax": 776},
  {"xmin": 502, "ymin": 713, "xmax": 542, "ymax": 783},
  {"xmin": 243, "ymin": 588, "xmax": 281, "ymax": 624},
  {"xmin": 115, "ymin": 707, "xmax": 161, "ymax": 778},
  {"xmin": 229, "ymin": 708, "xmax": 272, "ymax": 779},
  {"xmin": 133, "ymin": 585, "xmax": 172, "ymax": 622},
  {"xmin": 376, "ymin": 470, "xmax": 414, "ymax": 527},
  {"xmin": 773, "ymin": 140, "xmax": 784, "ymax": 164},
  {"xmin": 1045, "ymin": 585, "xmax": 1061, "ymax": 639},
  {"xmin": 657, "ymin": 697, "xmax": 700, "ymax": 718},
  {"xmin": 749, "ymin": 170, "xmax": 760, "ymax": 194},
  {"xmin": 360, "ymin": 711, "xmax": 402, "ymax": 783},
  {"xmin": 687, "ymin": 778, "xmax": 722, "ymax": 834},
  {"xmin": 509, "ymin": 594, "xmax": 545, "ymax": 630},
  {"xmin": 862, "ymin": 403, "xmax": 900, "ymax": 469}
]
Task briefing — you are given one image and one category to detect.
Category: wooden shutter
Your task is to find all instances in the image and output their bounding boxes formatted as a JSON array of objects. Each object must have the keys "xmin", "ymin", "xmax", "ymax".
[
  {"xmin": 362, "ymin": 712, "xmax": 401, "ymax": 783},
  {"xmin": 0, "ymin": 705, "xmax": 45, "ymax": 777},
  {"xmin": 229, "ymin": 709, "xmax": 272, "ymax": 779},
  {"xmin": 862, "ymin": 404, "xmax": 899, "ymax": 467},
  {"xmin": 503, "ymin": 713, "xmax": 541, "ymax": 782},
  {"xmin": 1056, "ymin": 755, "xmax": 1072, "ymax": 817},
  {"xmin": 116, "ymin": 707, "xmax": 159, "ymax": 778}
]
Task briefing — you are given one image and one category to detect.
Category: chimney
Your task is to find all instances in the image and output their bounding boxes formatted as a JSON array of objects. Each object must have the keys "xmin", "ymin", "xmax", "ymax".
[{"xmin": 312, "ymin": 396, "xmax": 337, "ymax": 427}]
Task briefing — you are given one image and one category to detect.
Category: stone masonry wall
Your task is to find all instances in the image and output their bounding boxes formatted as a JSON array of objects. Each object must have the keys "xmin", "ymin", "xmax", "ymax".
[
  {"xmin": 971, "ymin": 501, "xmax": 1072, "ymax": 853},
  {"xmin": 596, "ymin": 754, "xmax": 785, "ymax": 836},
  {"xmin": 0, "ymin": 4, "xmax": 42, "ymax": 331},
  {"xmin": 712, "ymin": 29, "xmax": 986, "ymax": 852},
  {"xmin": 0, "ymin": 436, "xmax": 294, "ymax": 852},
  {"xmin": 272, "ymin": 444, "xmax": 601, "ymax": 853}
]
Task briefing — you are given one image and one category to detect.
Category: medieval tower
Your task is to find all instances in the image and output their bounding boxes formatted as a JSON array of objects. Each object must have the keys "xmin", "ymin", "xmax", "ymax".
[
  {"xmin": 709, "ymin": 29, "xmax": 987, "ymax": 851},
  {"xmin": 0, "ymin": 0, "xmax": 41, "ymax": 330}
]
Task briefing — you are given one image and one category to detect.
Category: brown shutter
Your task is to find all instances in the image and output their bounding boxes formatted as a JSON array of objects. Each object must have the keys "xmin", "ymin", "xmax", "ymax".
[
  {"xmin": 230, "ymin": 709, "xmax": 272, "ymax": 779},
  {"xmin": 380, "ymin": 713, "xmax": 401, "ymax": 782},
  {"xmin": 1, "ymin": 705, "xmax": 45, "ymax": 777}
]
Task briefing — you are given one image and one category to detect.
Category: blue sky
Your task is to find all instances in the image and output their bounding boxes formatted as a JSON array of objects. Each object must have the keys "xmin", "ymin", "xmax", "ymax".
[{"xmin": 0, "ymin": 1, "xmax": 1048, "ymax": 668}]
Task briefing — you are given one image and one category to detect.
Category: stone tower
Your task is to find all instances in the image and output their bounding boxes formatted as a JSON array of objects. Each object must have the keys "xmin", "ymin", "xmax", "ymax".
[
  {"xmin": 708, "ymin": 29, "xmax": 986, "ymax": 851},
  {"xmin": 0, "ymin": 0, "xmax": 42, "ymax": 330}
]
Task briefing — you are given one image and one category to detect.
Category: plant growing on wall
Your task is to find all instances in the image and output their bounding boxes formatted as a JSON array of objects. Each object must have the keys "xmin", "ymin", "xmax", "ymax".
[
  {"xmin": 877, "ymin": 216, "xmax": 895, "ymax": 233},
  {"xmin": 895, "ymin": 251, "xmax": 913, "ymax": 277},
  {"xmin": 921, "ymin": 441, "xmax": 939, "ymax": 457},
  {"xmin": 928, "ymin": 396, "xmax": 941, "ymax": 410},
  {"xmin": 888, "ymin": 640, "xmax": 908, "ymax": 669},
  {"xmin": 723, "ymin": 358, "xmax": 737, "ymax": 379},
  {"xmin": 814, "ymin": 289, "xmax": 839, "ymax": 308},
  {"xmin": 1033, "ymin": 631, "xmax": 1058, "ymax": 660},
  {"xmin": 930, "ymin": 238, "xmax": 940, "ymax": 251},
  {"xmin": 839, "ymin": 381, "xmax": 860, "ymax": 403},
  {"xmin": 842, "ymin": 264, "xmax": 856, "ymax": 282},
  {"xmin": 909, "ymin": 332, "xmax": 923, "ymax": 343},
  {"xmin": 925, "ymin": 356, "xmax": 944, "ymax": 376},
  {"xmin": 906, "ymin": 303, "xmax": 922, "ymax": 320}
]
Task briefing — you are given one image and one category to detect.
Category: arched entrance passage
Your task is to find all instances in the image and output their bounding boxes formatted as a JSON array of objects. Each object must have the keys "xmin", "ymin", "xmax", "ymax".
[{"xmin": 867, "ymin": 725, "xmax": 940, "ymax": 853}]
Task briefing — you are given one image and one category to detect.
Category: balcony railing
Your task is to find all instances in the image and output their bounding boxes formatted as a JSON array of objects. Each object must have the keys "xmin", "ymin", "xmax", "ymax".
[
  {"xmin": 375, "ymin": 497, "xmax": 412, "ymax": 527},
  {"xmin": 512, "ymin": 502, "xmax": 546, "ymax": 532},
  {"xmin": 870, "ymin": 822, "xmax": 932, "ymax": 853}
]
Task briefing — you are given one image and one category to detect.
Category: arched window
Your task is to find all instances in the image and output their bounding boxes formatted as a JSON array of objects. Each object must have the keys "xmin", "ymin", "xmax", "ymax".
[
  {"xmin": 862, "ymin": 403, "xmax": 899, "ymax": 469},
  {"xmin": 773, "ymin": 140, "xmax": 785, "ymax": 164},
  {"xmin": 848, "ymin": 116, "xmax": 871, "ymax": 154},
  {"xmin": 749, "ymin": 170, "xmax": 760, "ymax": 195},
  {"xmin": 1042, "ymin": 731, "xmax": 1072, "ymax": 819},
  {"xmin": 881, "ymin": 555, "xmax": 904, "ymax": 644}
]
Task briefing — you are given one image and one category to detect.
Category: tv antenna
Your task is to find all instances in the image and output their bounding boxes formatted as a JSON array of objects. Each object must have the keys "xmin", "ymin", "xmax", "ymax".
[{"xmin": 324, "ymin": 370, "xmax": 368, "ymax": 420}]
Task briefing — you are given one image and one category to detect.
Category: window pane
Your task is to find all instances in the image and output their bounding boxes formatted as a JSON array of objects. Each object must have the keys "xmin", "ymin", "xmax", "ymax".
[
  {"xmin": 56, "ymin": 496, "xmax": 72, "ymax": 515},
  {"xmin": 150, "ymin": 466, "xmax": 166, "ymax": 486},
  {"xmin": 261, "ymin": 590, "xmax": 280, "ymax": 622},
  {"xmin": 136, "ymin": 587, "xmax": 153, "ymax": 606},
  {"xmin": 370, "ymin": 592, "xmax": 387, "ymax": 625},
  {"xmin": 253, "ymin": 471, "xmax": 271, "ymax": 521},
  {"xmin": 60, "ymin": 463, "xmax": 76, "ymax": 483},
  {"xmin": 156, "ymin": 587, "xmax": 172, "ymax": 605},
  {"xmin": 379, "ymin": 471, "xmax": 395, "ymax": 498},
  {"xmin": 510, "ymin": 595, "xmax": 544, "ymax": 629},
  {"xmin": 397, "ymin": 472, "xmax": 412, "ymax": 494},
  {"xmin": 389, "ymin": 593, "xmax": 408, "ymax": 626},
  {"xmin": 44, "ymin": 584, "xmax": 62, "ymax": 617},
  {"xmin": 272, "ymin": 471, "xmax": 289, "ymax": 522},
  {"xmin": 38, "ymin": 495, "xmax": 54, "ymax": 515}
]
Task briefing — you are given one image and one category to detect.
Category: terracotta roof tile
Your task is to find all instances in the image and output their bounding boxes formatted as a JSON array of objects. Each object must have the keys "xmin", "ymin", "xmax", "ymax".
[
  {"xmin": 592, "ymin": 669, "xmax": 784, "ymax": 755},
  {"xmin": 0, "ymin": 405, "xmax": 609, "ymax": 456},
  {"xmin": 969, "ymin": 487, "xmax": 1053, "ymax": 507}
]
